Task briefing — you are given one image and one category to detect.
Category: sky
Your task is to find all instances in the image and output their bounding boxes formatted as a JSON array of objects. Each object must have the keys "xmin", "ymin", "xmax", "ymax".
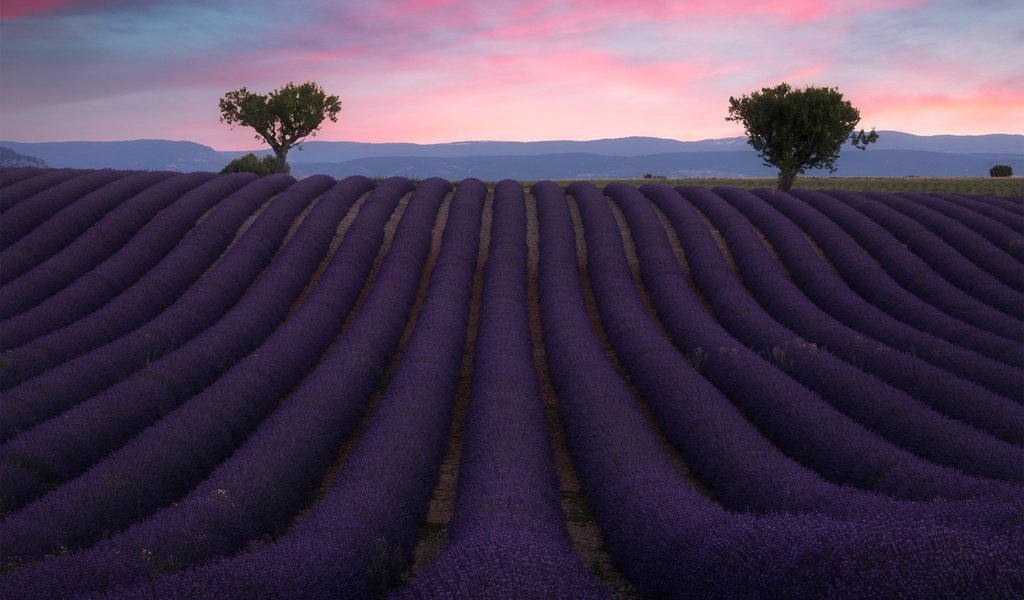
[{"xmin": 1, "ymin": 0, "xmax": 1022, "ymax": 150}]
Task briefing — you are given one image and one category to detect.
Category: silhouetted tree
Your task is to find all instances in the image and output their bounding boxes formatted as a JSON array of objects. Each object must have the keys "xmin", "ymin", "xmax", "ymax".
[
  {"xmin": 219, "ymin": 81, "xmax": 340, "ymax": 174},
  {"xmin": 990, "ymin": 164, "xmax": 1013, "ymax": 177},
  {"xmin": 726, "ymin": 83, "xmax": 878, "ymax": 190}
]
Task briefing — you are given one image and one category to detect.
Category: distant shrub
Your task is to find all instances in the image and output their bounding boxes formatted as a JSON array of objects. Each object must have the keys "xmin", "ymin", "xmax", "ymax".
[
  {"xmin": 220, "ymin": 153, "xmax": 285, "ymax": 176},
  {"xmin": 989, "ymin": 164, "xmax": 1013, "ymax": 177}
]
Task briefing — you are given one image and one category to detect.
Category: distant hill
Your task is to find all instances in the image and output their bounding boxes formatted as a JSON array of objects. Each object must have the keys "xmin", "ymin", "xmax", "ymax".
[
  {"xmin": 0, "ymin": 146, "xmax": 47, "ymax": 168},
  {"xmin": 288, "ymin": 150, "xmax": 1024, "ymax": 180},
  {"xmin": 2, "ymin": 132, "xmax": 1021, "ymax": 178},
  {"xmin": 0, "ymin": 140, "xmax": 225, "ymax": 171}
]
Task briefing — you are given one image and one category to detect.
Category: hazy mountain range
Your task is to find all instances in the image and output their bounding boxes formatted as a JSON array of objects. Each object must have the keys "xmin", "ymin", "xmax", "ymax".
[{"xmin": 2, "ymin": 131, "xmax": 1021, "ymax": 179}]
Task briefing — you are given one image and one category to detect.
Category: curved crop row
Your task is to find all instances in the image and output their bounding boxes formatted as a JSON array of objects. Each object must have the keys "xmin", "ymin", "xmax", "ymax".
[
  {"xmin": 0, "ymin": 174, "xmax": 312, "ymax": 435},
  {"xmin": 570, "ymin": 181, "xmax": 1019, "ymax": 506},
  {"xmin": 779, "ymin": 188, "xmax": 1023, "ymax": 344},
  {"xmin": 0, "ymin": 172, "xmax": 253, "ymax": 340},
  {"xmin": 397, "ymin": 180, "xmax": 605, "ymax": 598},
  {"xmin": 1, "ymin": 171, "xmax": 176, "ymax": 283},
  {"xmin": 0, "ymin": 168, "xmax": 1019, "ymax": 598},
  {"xmin": 830, "ymin": 189, "xmax": 1024, "ymax": 313},
  {"xmin": 0, "ymin": 169, "xmax": 90, "ymax": 212},
  {"xmin": 910, "ymin": 192, "xmax": 1024, "ymax": 262},
  {"xmin": 868, "ymin": 190, "xmax": 1023, "ymax": 291},
  {"xmin": 535, "ymin": 181, "xmax": 1022, "ymax": 599},
  {"xmin": 0, "ymin": 172, "xmax": 217, "ymax": 321},
  {"xmin": 0, "ymin": 170, "xmax": 131, "ymax": 248},
  {"xmin": 0, "ymin": 174, "xmax": 290, "ymax": 387},
  {"xmin": 950, "ymin": 192, "xmax": 1024, "ymax": 222},
  {"xmin": 682, "ymin": 186, "xmax": 1024, "ymax": 444},
  {"xmin": 713, "ymin": 186, "xmax": 1024, "ymax": 403},
  {"xmin": 1, "ymin": 177, "xmax": 468, "ymax": 599},
  {"xmin": 609, "ymin": 182, "xmax": 1024, "ymax": 484},
  {"xmin": 0, "ymin": 177, "xmax": 431, "ymax": 562},
  {"xmin": 753, "ymin": 188, "xmax": 1023, "ymax": 355},
  {"xmin": 0, "ymin": 175, "xmax": 376, "ymax": 513}
]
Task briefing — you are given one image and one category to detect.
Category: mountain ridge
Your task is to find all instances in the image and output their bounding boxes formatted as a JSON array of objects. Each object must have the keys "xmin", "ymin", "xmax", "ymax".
[{"xmin": 2, "ymin": 131, "xmax": 1020, "ymax": 178}]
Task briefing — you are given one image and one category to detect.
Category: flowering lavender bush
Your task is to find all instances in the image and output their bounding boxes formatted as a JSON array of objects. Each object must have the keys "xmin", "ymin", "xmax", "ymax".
[
  {"xmin": 0, "ymin": 168, "xmax": 1019, "ymax": 598},
  {"xmin": 0, "ymin": 172, "xmax": 249, "ymax": 340}
]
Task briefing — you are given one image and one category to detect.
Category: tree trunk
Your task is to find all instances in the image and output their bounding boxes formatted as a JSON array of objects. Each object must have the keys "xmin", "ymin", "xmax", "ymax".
[
  {"xmin": 272, "ymin": 149, "xmax": 290, "ymax": 174},
  {"xmin": 777, "ymin": 167, "xmax": 797, "ymax": 191}
]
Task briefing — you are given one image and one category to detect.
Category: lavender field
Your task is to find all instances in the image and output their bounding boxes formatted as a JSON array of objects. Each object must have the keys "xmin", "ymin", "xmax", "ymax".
[{"xmin": 0, "ymin": 167, "xmax": 1022, "ymax": 599}]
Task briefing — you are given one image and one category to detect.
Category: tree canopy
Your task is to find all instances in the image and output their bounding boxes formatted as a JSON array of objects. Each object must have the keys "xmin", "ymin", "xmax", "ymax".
[
  {"xmin": 726, "ymin": 83, "xmax": 878, "ymax": 190},
  {"xmin": 219, "ymin": 81, "xmax": 341, "ymax": 174}
]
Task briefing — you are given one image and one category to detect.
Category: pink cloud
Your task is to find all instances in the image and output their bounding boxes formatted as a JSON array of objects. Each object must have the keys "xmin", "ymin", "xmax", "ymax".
[{"xmin": 2, "ymin": 0, "xmax": 1019, "ymax": 147}]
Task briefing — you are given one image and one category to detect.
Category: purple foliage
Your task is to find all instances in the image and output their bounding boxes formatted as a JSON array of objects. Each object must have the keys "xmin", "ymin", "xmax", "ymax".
[
  {"xmin": 19, "ymin": 176, "xmax": 449, "ymax": 598},
  {"xmin": 874, "ymin": 190, "xmax": 1024, "ymax": 292},
  {"xmin": 570, "ymin": 181, "xmax": 1020, "ymax": 503},
  {"xmin": 630, "ymin": 183, "xmax": 1024, "ymax": 484},
  {"xmin": 712, "ymin": 186, "xmax": 1024, "ymax": 403},
  {"xmin": 0, "ymin": 173, "xmax": 1020, "ymax": 599},
  {"xmin": 777, "ymin": 188, "xmax": 1024, "ymax": 343},
  {"xmin": 534, "ymin": 180, "xmax": 1023, "ymax": 599},
  {"xmin": 0, "ymin": 172, "xmax": 251, "ymax": 335},
  {"xmin": 914, "ymin": 192, "xmax": 1024, "ymax": 262},
  {"xmin": 0, "ymin": 176, "xmax": 376, "ymax": 514},
  {"xmin": 0, "ymin": 174, "xmax": 310, "ymax": 430},
  {"xmin": 0, "ymin": 172, "xmax": 219, "ymax": 322},
  {"xmin": 0, "ymin": 171, "xmax": 175, "ymax": 282},
  {"xmin": 0, "ymin": 169, "xmax": 89, "ymax": 212},
  {"xmin": 0, "ymin": 177, "xmax": 422, "ymax": 561},
  {"xmin": 395, "ymin": 180, "xmax": 606, "ymax": 598},
  {"xmin": 831, "ymin": 189, "xmax": 1024, "ymax": 311},
  {"xmin": 682, "ymin": 185, "xmax": 1024, "ymax": 442}
]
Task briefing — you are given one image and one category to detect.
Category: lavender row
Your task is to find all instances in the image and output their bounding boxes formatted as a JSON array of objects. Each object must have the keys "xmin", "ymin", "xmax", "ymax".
[
  {"xmin": 685, "ymin": 186, "xmax": 1024, "ymax": 442},
  {"xmin": 535, "ymin": 181, "xmax": 1023, "ymax": 598},
  {"xmin": 0, "ymin": 172, "xmax": 253, "ymax": 346},
  {"xmin": 0, "ymin": 167, "xmax": 49, "ymax": 191},
  {"xmin": 0, "ymin": 171, "xmax": 175, "ymax": 282},
  {"xmin": 975, "ymin": 193, "xmax": 1024, "ymax": 215},
  {"xmin": 0, "ymin": 174, "xmax": 288, "ymax": 389},
  {"xmin": 0, "ymin": 169, "xmax": 129, "ymax": 248},
  {"xmin": 573, "ymin": 181, "xmax": 1020, "ymax": 503},
  {"xmin": 396, "ymin": 180, "xmax": 605, "ymax": 598},
  {"xmin": 0, "ymin": 177, "xmax": 454, "ymax": 598},
  {"xmin": 0, "ymin": 174, "xmax": 307, "ymax": 438},
  {"xmin": 69, "ymin": 179, "xmax": 484, "ymax": 600},
  {"xmin": 631, "ymin": 183, "xmax": 1024, "ymax": 484},
  {"xmin": 909, "ymin": 192, "xmax": 1024, "ymax": 262},
  {"xmin": 751, "ymin": 188, "xmax": 1023, "ymax": 361},
  {"xmin": 0, "ymin": 169, "xmax": 90, "ymax": 212},
  {"xmin": 713, "ymin": 186, "xmax": 1024, "ymax": 404},
  {"xmin": 0, "ymin": 172, "xmax": 252, "ymax": 337},
  {"xmin": 0, "ymin": 175, "xmax": 375, "ymax": 513},
  {"xmin": 0, "ymin": 171, "xmax": 219, "ymax": 324},
  {"xmin": 937, "ymin": 192, "xmax": 1024, "ymax": 226},
  {"xmin": 0, "ymin": 176, "xmax": 427, "ymax": 564},
  {"xmin": 869, "ymin": 190, "xmax": 1023, "ymax": 291},
  {"xmin": 830, "ymin": 189, "xmax": 1024, "ymax": 314},
  {"xmin": 781, "ymin": 188, "xmax": 1023, "ymax": 340}
]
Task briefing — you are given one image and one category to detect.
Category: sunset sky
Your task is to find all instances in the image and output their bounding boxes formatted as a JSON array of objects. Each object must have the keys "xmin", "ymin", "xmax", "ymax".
[{"xmin": 1, "ymin": 0, "xmax": 1021, "ymax": 150}]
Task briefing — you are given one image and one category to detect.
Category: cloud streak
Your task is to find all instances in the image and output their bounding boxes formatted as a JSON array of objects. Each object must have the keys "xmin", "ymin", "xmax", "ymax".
[{"xmin": 1, "ymin": 0, "xmax": 1020, "ymax": 149}]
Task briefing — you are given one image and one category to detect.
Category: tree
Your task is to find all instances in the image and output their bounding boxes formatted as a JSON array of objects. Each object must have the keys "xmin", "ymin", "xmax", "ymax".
[
  {"xmin": 220, "ymin": 153, "xmax": 281, "ymax": 176},
  {"xmin": 219, "ymin": 81, "xmax": 341, "ymax": 174},
  {"xmin": 990, "ymin": 164, "xmax": 1013, "ymax": 177},
  {"xmin": 726, "ymin": 83, "xmax": 878, "ymax": 190}
]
